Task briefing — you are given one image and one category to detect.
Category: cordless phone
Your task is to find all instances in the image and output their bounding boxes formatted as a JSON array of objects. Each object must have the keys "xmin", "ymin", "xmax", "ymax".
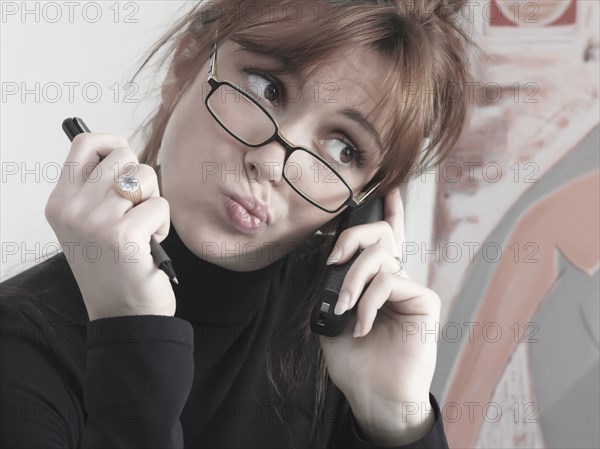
[{"xmin": 310, "ymin": 196, "xmax": 384, "ymax": 337}]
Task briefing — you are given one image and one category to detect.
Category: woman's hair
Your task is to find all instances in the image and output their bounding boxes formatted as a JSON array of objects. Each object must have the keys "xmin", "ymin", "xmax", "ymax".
[{"xmin": 127, "ymin": 0, "xmax": 477, "ymax": 444}]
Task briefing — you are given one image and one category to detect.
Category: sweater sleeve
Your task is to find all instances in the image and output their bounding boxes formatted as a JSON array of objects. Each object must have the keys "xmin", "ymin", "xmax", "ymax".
[
  {"xmin": 82, "ymin": 315, "xmax": 194, "ymax": 448},
  {"xmin": 329, "ymin": 392, "xmax": 449, "ymax": 449},
  {"xmin": 0, "ymin": 300, "xmax": 195, "ymax": 449}
]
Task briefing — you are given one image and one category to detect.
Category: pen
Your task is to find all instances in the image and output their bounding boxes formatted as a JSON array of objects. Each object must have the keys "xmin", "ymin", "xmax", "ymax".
[{"xmin": 61, "ymin": 117, "xmax": 179, "ymax": 285}]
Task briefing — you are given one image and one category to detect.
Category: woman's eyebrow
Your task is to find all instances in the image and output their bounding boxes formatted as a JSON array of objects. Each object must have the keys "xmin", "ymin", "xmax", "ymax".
[
  {"xmin": 338, "ymin": 107, "xmax": 383, "ymax": 152},
  {"xmin": 232, "ymin": 47, "xmax": 299, "ymax": 79}
]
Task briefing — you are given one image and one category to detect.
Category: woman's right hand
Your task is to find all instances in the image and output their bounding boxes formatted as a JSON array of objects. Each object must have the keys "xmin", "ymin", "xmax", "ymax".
[{"xmin": 45, "ymin": 133, "xmax": 176, "ymax": 321}]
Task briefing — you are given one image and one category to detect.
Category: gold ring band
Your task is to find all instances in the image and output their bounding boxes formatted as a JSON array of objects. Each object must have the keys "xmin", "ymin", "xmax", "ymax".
[{"xmin": 113, "ymin": 174, "xmax": 142, "ymax": 206}]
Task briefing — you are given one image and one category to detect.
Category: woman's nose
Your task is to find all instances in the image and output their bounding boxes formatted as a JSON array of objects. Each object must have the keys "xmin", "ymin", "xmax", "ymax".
[
  {"xmin": 243, "ymin": 139, "xmax": 287, "ymax": 185},
  {"xmin": 243, "ymin": 119, "xmax": 313, "ymax": 185}
]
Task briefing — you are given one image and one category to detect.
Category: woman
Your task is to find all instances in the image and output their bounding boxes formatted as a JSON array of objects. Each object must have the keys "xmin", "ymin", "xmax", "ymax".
[{"xmin": 0, "ymin": 1, "xmax": 474, "ymax": 447}]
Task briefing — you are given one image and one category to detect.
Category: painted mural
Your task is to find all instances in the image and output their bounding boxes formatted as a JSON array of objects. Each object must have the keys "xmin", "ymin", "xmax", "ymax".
[{"xmin": 428, "ymin": 1, "xmax": 599, "ymax": 447}]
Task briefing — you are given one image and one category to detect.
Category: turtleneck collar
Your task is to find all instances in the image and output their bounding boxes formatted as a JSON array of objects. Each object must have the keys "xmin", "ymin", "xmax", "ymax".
[{"xmin": 160, "ymin": 222, "xmax": 287, "ymax": 325}]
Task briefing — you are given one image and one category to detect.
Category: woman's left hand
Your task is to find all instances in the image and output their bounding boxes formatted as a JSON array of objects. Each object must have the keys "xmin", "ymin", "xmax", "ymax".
[{"xmin": 318, "ymin": 188, "xmax": 441, "ymax": 437}]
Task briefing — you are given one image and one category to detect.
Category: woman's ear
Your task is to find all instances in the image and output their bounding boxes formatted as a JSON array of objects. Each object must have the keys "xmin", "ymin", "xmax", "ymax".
[{"xmin": 161, "ymin": 33, "xmax": 196, "ymax": 109}]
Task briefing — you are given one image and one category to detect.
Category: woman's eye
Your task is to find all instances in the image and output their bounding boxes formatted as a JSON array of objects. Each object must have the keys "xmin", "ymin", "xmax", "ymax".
[
  {"xmin": 242, "ymin": 69, "xmax": 283, "ymax": 106},
  {"xmin": 320, "ymin": 137, "xmax": 366, "ymax": 169}
]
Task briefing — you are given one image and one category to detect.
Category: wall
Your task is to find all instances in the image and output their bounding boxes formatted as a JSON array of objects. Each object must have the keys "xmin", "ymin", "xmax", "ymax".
[
  {"xmin": 428, "ymin": 1, "xmax": 600, "ymax": 447},
  {"xmin": 1, "ymin": 1, "xmax": 192, "ymax": 281}
]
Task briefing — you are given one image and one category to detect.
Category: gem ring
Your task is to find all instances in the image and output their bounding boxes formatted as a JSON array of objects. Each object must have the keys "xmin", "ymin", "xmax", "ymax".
[{"xmin": 113, "ymin": 173, "xmax": 142, "ymax": 206}]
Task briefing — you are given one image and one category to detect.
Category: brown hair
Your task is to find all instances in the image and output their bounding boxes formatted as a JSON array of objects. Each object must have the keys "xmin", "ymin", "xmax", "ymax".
[{"xmin": 128, "ymin": 0, "xmax": 477, "ymax": 444}]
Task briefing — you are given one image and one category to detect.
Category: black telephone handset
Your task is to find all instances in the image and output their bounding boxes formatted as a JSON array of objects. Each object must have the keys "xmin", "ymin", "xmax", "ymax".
[{"xmin": 310, "ymin": 196, "xmax": 385, "ymax": 337}]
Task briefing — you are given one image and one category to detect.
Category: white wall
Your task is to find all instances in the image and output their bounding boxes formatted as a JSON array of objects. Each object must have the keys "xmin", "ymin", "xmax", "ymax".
[
  {"xmin": 403, "ymin": 171, "xmax": 436, "ymax": 287},
  {"xmin": 0, "ymin": 1, "xmax": 436, "ymax": 285},
  {"xmin": 1, "ymin": 1, "xmax": 192, "ymax": 281}
]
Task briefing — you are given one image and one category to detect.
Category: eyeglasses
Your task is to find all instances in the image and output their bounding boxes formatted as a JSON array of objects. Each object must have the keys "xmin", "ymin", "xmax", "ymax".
[{"xmin": 204, "ymin": 33, "xmax": 382, "ymax": 214}]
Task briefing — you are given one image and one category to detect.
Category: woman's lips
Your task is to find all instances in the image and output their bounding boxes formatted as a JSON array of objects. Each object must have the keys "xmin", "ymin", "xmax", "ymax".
[
  {"xmin": 224, "ymin": 196, "xmax": 267, "ymax": 234},
  {"xmin": 229, "ymin": 193, "xmax": 271, "ymax": 224}
]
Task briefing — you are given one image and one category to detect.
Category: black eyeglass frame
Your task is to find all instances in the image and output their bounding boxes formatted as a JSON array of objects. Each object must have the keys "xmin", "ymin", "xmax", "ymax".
[{"xmin": 204, "ymin": 32, "xmax": 383, "ymax": 214}]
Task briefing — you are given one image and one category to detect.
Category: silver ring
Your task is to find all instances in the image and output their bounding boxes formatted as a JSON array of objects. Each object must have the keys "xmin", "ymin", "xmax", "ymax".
[
  {"xmin": 392, "ymin": 256, "xmax": 404, "ymax": 277},
  {"xmin": 113, "ymin": 174, "xmax": 142, "ymax": 206}
]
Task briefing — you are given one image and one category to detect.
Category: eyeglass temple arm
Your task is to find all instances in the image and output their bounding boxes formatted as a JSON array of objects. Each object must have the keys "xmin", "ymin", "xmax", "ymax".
[
  {"xmin": 348, "ymin": 180, "xmax": 382, "ymax": 208},
  {"xmin": 208, "ymin": 29, "xmax": 218, "ymax": 80}
]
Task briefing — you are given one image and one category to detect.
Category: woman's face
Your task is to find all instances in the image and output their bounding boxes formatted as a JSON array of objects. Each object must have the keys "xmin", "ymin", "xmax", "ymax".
[{"xmin": 159, "ymin": 38, "xmax": 389, "ymax": 271}]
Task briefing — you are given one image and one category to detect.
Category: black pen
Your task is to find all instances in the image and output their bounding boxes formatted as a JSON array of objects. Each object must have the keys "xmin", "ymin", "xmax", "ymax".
[{"xmin": 61, "ymin": 117, "xmax": 179, "ymax": 285}]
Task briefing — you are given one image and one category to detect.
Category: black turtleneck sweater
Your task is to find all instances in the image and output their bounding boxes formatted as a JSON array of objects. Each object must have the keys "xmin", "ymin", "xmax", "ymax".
[{"xmin": 0, "ymin": 223, "xmax": 448, "ymax": 448}]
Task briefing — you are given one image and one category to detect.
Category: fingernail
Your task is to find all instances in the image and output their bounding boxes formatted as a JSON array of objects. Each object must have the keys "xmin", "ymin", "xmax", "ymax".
[
  {"xmin": 353, "ymin": 320, "xmax": 362, "ymax": 338},
  {"xmin": 334, "ymin": 290, "xmax": 350, "ymax": 315},
  {"xmin": 326, "ymin": 248, "xmax": 342, "ymax": 265}
]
